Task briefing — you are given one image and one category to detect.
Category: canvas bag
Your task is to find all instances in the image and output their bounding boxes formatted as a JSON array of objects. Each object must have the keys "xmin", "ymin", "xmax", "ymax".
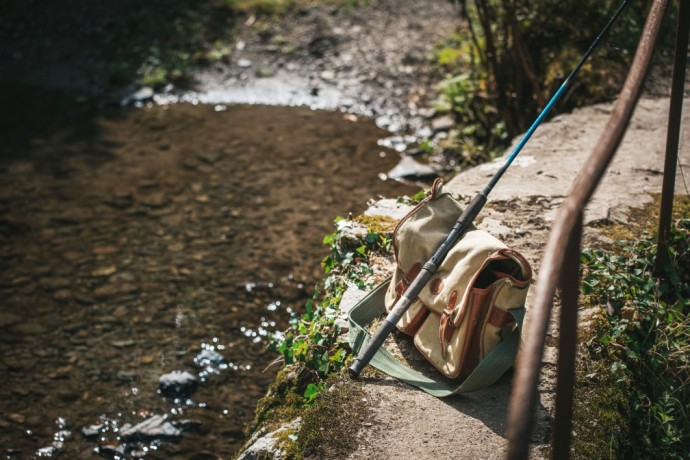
[{"xmin": 348, "ymin": 179, "xmax": 532, "ymax": 395}]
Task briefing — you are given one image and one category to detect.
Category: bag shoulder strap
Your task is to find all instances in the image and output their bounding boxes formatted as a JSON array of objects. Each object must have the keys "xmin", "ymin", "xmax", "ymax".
[{"xmin": 347, "ymin": 279, "xmax": 524, "ymax": 397}]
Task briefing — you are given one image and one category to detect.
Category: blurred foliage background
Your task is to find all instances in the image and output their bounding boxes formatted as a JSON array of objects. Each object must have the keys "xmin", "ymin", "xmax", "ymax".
[{"xmin": 434, "ymin": 0, "xmax": 679, "ymax": 164}]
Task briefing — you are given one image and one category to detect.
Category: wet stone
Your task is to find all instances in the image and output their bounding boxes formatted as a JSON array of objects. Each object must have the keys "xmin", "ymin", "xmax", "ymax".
[
  {"xmin": 197, "ymin": 151, "xmax": 223, "ymax": 164},
  {"xmin": 104, "ymin": 190, "xmax": 133, "ymax": 209},
  {"xmin": 90, "ymin": 266, "xmax": 117, "ymax": 278},
  {"xmin": 12, "ymin": 322, "xmax": 48, "ymax": 335},
  {"xmin": 431, "ymin": 114, "xmax": 455, "ymax": 132},
  {"xmin": 50, "ymin": 209, "xmax": 92, "ymax": 225},
  {"xmin": 0, "ymin": 312, "xmax": 21, "ymax": 327},
  {"xmin": 111, "ymin": 339, "xmax": 136, "ymax": 348},
  {"xmin": 140, "ymin": 354, "xmax": 156, "ymax": 365},
  {"xmin": 137, "ymin": 192, "xmax": 169, "ymax": 208},
  {"xmin": 119, "ymin": 414, "xmax": 181, "ymax": 441},
  {"xmin": 194, "ymin": 349, "xmax": 226, "ymax": 366},
  {"xmin": 93, "ymin": 282, "xmax": 138, "ymax": 300},
  {"xmin": 80, "ymin": 423, "xmax": 102, "ymax": 439},
  {"xmin": 97, "ymin": 444, "xmax": 125, "ymax": 458},
  {"xmin": 8, "ymin": 413, "xmax": 25, "ymax": 424},
  {"xmin": 61, "ymin": 322, "xmax": 87, "ymax": 334},
  {"xmin": 56, "ymin": 388, "xmax": 79, "ymax": 402},
  {"xmin": 41, "ymin": 277, "xmax": 72, "ymax": 291},
  {"xmin": 159, "ymin": 370, "xmax": 198, "ymax": 398},
  {"xmin": 53, "ymin": 289, "xmax": 72, "ymax": 301},
  {"xmin": 92, "ymin": 245, "xmax": 119, "ymax": 255},
  {"xmin": 387, "ymin": 156, "xmax": 438, "ymax": 181},
  {"xmin": 12, "ymin": 387, "xmax": 30, "ymax": 397},
  {"xmin": 121, "ymin": 87, "xmax": 154, "ymax": 106},
  {"xmin": 116, "ymin": 370, "xmax": 138, "ymax": 381}
]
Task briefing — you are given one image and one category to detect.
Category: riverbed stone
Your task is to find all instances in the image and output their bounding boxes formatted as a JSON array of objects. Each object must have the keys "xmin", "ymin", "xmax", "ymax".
[
  {"xmin": 119, "ymin": 414, "xmax": 181, "ymax": 441},
  {"xmin": 131, "ymin": 87, "xmax": 154, "ymax": 102},
  {"xmin": 159, "ymin": 370, "xmax": 199, "ymax": 398},
  {"xmin": 0, "ymin": 312, "xmax": 21, "ymax": 328},
  {"xmin": 387, "ymin": 156, "xmax": 438, "ymax": 181},
  {"xmin": 431, "ymin": 114, "xmax": 455, "ymax": 132}
]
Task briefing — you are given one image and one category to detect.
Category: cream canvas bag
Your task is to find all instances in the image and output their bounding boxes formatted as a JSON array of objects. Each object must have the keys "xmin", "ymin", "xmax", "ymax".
[{"xmin": 348, "ymin": 179, "xmax": 531, "ymax": 395}]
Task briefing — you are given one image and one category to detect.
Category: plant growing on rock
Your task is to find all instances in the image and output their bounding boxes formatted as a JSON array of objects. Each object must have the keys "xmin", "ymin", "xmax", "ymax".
[
  {"xmin": 434, "ymin": 0, "xmax": 658, "ymax": 167},
  {"xmin": 574, "ymin": 198, "xmax": 690, "ymax": 458},
  {"xmin": 267, "ymin": 217, "xmax": 393, "ymax": 385}
]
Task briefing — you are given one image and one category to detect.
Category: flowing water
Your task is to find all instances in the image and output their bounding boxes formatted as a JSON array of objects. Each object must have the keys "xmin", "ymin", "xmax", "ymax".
[{"xmin": 0, "ymin": 85, "xmax": 416, "ymax": 459}]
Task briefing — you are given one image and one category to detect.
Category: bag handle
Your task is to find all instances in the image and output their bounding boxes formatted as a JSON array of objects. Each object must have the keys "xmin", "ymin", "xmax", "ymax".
[{"xmin": 347, "ymin": 278, "xmax": 524, "ymax": 397}]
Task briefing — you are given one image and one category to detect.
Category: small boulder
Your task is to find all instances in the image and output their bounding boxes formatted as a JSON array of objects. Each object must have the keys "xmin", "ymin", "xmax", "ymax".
[
  {"xmin": 158, "ymin": 370, "xmax": 198, "ymax": 398},
  {"xmin": 119, "ymin": 414, "xmax": 181, "ymax": 442},
  {"xmin": 387, "ymin": 156, "xmax": 438, "ymax": 181}
]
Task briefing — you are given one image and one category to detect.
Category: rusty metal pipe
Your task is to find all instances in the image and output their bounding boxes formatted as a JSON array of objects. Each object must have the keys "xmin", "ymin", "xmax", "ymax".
[
  {"xmin": 551, "ymin": 214, "xmax": 582, "ymax": 459},
  {"xmin": 655, "ymin": 0, "xmax": 690, "ymax": 275},
  {"xmin": 505, "ymin": 1, "xmax": 668, "ymax": 458}
]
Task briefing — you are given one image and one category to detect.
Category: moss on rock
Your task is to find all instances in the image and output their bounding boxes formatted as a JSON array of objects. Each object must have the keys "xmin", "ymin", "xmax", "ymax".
[
  {"xmin": 297, "ymin": 377, "xmax": 368, "ymax": 459},
  {"xmin": 354, "ymin": 214, "xmax": 398, "ymax": 235}
]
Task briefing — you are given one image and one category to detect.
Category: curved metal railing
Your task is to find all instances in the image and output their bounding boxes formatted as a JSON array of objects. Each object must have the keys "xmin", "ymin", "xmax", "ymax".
[{"xmin": 504, "ymin": 0, "xmax": 688, "ymax": 458}]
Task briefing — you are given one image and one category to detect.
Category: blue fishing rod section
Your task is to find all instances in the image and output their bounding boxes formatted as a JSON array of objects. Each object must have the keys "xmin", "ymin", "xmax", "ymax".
[{"xmin": 483, "ymin": 0, "xmax": 632, "ymax": 197}]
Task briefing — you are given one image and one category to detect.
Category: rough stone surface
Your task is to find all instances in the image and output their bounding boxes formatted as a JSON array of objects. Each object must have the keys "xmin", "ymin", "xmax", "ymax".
[
  {"xmin": 236, "ymin": 417, "xmax": 302, "ymax": 460},
  {"xmin": 363, "ymin": 199, "xmax": 414, "ymax": 220},
  {"xmin": 119, "ymin": 414, "xmax": 182, "ymax": 441},
  {"xmin": 445, "ymin": 98, "xmax": 690, "ymax": 225},
  {"xmin": 158, "ymin": 371, "xmax": 199, "ymax": 398},
  {"xmin": 387, "ymin": 156, "xmax": 438, "ymax": 181},
  {"xmin": 336, "ymin": 220, "xmax": 369, "ymax": 251}
]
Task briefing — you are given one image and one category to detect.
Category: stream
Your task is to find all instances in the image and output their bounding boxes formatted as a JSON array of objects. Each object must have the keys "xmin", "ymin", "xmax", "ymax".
[{"xmin": 0, "ymin": 85, "xmax": 416, "ymax": 459}]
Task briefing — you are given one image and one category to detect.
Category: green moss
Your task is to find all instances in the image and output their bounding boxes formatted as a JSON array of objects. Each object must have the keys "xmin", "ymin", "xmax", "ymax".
[
  {"xmin": 297, "ymin": 377, "xmax": 368, "ymax": 459},
  {"xmin": 593, "ymin": 195, "xmax": 690, "ymax": 243},
  {"xmin": 222, "ymin": 0, "xmax": 293, "ymax": 14},
  {"xmin": 249, "ymin": 365, "xmax": 314, "ymax": 435},
  {"xmin": 272, "ymin": 427, "xmax": 302, "ymax": 460},
  {"xmin": 240, "ymin": 372, "xmax": 368, "ymax": 460},
  {"xmin": 353, "ymin": 214, "xmax": 398, "ymax": 234},
  {"xmin": 571, "ymin": 315, "xmax": 631, "ymax": 459}
]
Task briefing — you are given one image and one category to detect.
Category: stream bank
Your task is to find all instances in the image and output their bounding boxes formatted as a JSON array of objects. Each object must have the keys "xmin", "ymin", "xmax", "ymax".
[{"xmin": 237, "ymin": 92, "xmax": 690, "ymax": 459}]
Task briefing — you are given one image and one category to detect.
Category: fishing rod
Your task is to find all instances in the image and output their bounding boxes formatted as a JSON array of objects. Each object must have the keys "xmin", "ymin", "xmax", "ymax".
[{"xmin": 349, "ymin": 0, "xmax": 631, "ymax": 378}]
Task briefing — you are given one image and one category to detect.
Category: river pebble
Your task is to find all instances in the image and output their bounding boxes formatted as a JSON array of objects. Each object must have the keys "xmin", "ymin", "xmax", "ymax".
[
  {"xmin": 120, "ymin": 414, "xmax": 181, "ymax": 441},
  {"xmin": 159, "ymin": 370, "xmax": 198, "ymax": 398}
]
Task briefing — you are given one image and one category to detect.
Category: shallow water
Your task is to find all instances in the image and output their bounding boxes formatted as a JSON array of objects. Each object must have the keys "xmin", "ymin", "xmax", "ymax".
[{"xmin": 0, "ymin": 86, "xmax": 415, "ymax": 459}]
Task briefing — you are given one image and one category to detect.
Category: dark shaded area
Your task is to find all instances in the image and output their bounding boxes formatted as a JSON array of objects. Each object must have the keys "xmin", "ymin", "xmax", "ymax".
[
  {"xmin": 0, "ymin": 85, "xmax": 119, "ymax": 168},
  {"xmin": 0, "ymin": 0, "xmax": 239, "ymax": 93}
]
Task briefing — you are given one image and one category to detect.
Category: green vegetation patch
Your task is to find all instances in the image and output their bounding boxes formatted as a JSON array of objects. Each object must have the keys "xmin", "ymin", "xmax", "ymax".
[
  {"xmin": 268, "ymin": 216, "xmax": 392, "ymax": 379},
  {"xmin": 249, "ymin": 211, "xmax": 398, "ymax": 457},
  {"xmin": 249, "ymin": 365, "xmax": 313, "ymax": 434},
  {"xmin": 574, "ymin": 195, "xmax": 690, "ymax": 458},
  {"xmin": 429, "ymin": 0, "xmax": 676, "ymax": 169}
]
